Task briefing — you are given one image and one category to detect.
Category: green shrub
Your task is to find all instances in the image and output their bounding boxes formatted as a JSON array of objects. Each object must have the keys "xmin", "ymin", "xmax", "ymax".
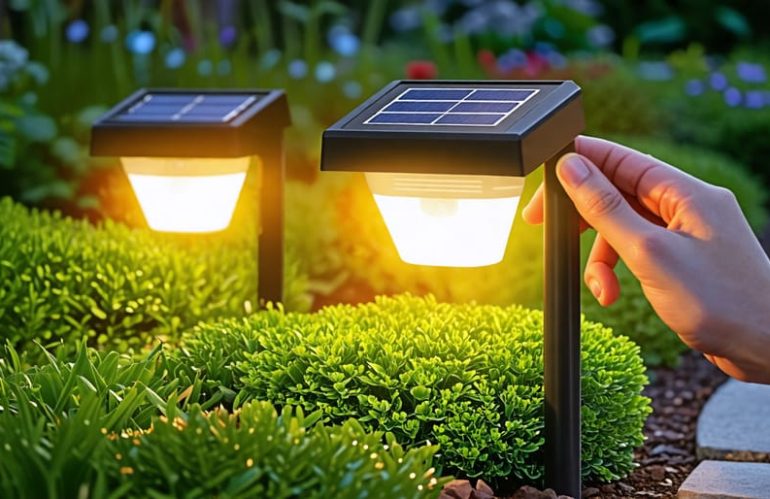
[
  {"xmin": 581, "ymin": 135, "xmax": 768, "ymax": 366},
  {"xmin": 0, "ymin": 344, "xmax": 443, "ymax": 499},
  {"xmin": 176, "ymin": 294, "xmax": 651, "ymax": 487},
  {"xmin": 105, "ymin": 403, "xmax": 445, "ymax": 499},
  {"xmin": 0, "ymin": 197, "xmax": 310, "ymax": 358}
]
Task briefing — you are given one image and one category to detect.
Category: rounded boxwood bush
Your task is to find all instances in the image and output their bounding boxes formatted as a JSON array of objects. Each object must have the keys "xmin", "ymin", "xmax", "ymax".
[
  {"xmin": 176, "ymin": 294, "xmax": 651, "ymax": 487},
  {"xmin": 0, "ymin": 197, "xmax": 310, "ymax": 357}
]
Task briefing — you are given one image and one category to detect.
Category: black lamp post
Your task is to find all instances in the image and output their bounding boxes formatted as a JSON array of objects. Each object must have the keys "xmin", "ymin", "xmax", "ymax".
[
  {"xmin": 91, "ymin": 89, "xmax": 291, "ymax": 306},
  {"xmin": 319, "ymin": 80, "xmax": 585, "ymax": 496}
]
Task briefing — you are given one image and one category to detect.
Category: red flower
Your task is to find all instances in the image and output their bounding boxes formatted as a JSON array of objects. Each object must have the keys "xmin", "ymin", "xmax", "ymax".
[
  {"xmin": 476, "ymin": 49, "xmax": 497, "ymax": 69},
  {"xmin": 406, "ymin": 60, "xmax": 438, "ymax": 80}
]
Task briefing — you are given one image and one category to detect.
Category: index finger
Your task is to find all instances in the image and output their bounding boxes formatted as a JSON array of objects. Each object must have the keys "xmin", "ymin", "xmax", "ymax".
[{"xmin": 576, "ymin": 136, "xmax": 706, "ymax": 220}]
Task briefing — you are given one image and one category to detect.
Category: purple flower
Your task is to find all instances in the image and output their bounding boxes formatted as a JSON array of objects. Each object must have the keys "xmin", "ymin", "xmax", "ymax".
[
  {"xmin": 709, "ymin": 72, "xmax": 728, "ymax": 91},
  {"xmin": 684, "ymin": 79, "xmax": 705, "ymax": 96},
  {"xmin": 587, "ymin": 25, "xmax": 615, "ymax": 47},
  {"xmin": 497, "ymin": 49, "xmax": 527, "ymax": 72},
  {"xmin": 219, "ymin": 26, "xmax": 237, "ymax": 47},
  {"xmin": 723, "ymin": 87, "xmax": 742, "ymax": 107},
  {"xmin": 288, "ymin": 59, "xmax": 308, "ymax": 79},
  {"xmin": 390, "ymin": 7, "xmax": 422, "ymax": 32},
  {"xmin": 744, "ymin": 90, "xmax": 765, "ymax": 109},
  {"xmin": 736, "ymin": 62, "xmax": 766, "ymax": 84},
  {"xmin": 66, "ymin": 19, "xmax": 89, "ymax": 44}
]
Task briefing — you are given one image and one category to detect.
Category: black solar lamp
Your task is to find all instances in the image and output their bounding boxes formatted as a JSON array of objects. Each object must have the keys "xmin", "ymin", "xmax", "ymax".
[
  {"xmin": 320, "ymin": 80, "xmax": 585, "ymax": 496},
  {"xmin": 91, "ymin": 89, "xmax": 291, "ymax": 305}
]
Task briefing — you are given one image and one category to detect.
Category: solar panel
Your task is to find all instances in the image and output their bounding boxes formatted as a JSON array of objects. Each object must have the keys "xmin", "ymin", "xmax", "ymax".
[
  {"xmin": 363, "ymin": 87, "xmax": 538, "ymax": 127},
  {"xmin": 113, "ymin": 93, "xmax": 260, "ymax": 124}
]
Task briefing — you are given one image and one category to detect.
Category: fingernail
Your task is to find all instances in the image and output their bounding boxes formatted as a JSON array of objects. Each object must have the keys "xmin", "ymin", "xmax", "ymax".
[
  {"xmin": 588, "ymin": 278, "xmax": 602, "ymax": 300},
  {"xmin": 558, "ymin": 154, "xmax": 590, "ymax": 188}
]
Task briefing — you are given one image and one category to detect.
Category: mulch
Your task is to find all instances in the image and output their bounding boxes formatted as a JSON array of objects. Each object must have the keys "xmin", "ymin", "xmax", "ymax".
[{"xmin": 440, "ymin": 351, "xmax": 728, "ymax": 499}]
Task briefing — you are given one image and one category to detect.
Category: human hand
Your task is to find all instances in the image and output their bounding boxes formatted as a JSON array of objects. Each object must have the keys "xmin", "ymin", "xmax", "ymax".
[{"xmin": 522, "ymin": 136, "xmax": 770, "ymax": 384}]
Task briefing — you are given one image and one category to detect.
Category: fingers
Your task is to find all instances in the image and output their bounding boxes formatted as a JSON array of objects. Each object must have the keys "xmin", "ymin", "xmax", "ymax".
[
  {"xmin": 521, "ymin": 184, "xmax": 543, "ymax": 225},
  {"xmin": 585, "ymin": 234, "xmax": 621, "ymax": 306},
  {"xmin": 576, "ymin": 136, "xmax": 707, "ymax": 221},
  {"xmin": 522, "ymin": 183, "xmax": 592, "ymax": 232},
  {"xmin": 556, "ymin": 153, "xmax": 660, "ymax": 260}
]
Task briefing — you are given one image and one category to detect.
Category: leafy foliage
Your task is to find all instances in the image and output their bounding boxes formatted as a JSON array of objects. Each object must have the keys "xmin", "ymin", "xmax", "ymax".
[
  {"xmin": 105, "ymin": 403, "xmax": 445, "ymax": 499},
  {"xmin": 580, "ymin": 135, "xmax": 768, "ymax": 366},
  {"xmin": 0, "ymin": 342, "xmax": 442, "ymax": 499},
  {"xmin": 176, "ymin": 295, "xmax": 651, "ymax": 487},
  {"xmin": 0, "ymin": 198, "xmax": 310, "ymax": 358}
]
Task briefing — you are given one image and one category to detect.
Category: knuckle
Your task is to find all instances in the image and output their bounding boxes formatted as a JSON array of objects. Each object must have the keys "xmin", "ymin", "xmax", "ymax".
[{"xmin": 581, "ymin": 189, "xmax": 624, "ymax": 219}]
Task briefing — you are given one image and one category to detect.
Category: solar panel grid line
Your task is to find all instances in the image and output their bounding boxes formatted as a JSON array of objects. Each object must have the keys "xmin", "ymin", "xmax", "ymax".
[
  {"xmin": 363, "ymin": 87, "xmax": 540, "ymax": 127},
  {"xmin": 116, "ymin": 93, "xmax": 260, "ymax": 124}
]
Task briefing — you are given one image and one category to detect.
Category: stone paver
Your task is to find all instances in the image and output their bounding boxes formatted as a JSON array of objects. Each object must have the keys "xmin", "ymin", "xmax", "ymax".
[
  {"xmin": 678, "ymin": 460, "xmax": 770, "ymax": 498},
  {"xmin": 696, "ymin": 379, "xmax": 770, "ymax": 461}
]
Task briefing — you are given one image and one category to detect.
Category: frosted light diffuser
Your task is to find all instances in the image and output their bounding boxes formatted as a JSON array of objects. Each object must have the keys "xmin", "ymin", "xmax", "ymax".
[
  {"xmin": 122, "ymin": 157, "xmax": 249, "ymax": 233},
  {"xmin": 366, "ymin": 172, "xmax": 524, "ymax": 267}
]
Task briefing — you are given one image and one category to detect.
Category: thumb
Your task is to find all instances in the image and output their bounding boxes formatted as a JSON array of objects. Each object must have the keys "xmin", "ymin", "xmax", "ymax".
[{"xmin": 556, "ymin": 153, "xmax": 656, "ymax": 252}]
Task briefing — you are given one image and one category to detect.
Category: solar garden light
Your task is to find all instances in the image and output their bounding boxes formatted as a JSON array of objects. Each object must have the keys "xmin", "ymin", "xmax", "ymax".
[
  {"xmin": 320, "ymin": 80, "xmax": 585, "ymax": 496},
  {"xmin": 91, "ymin": 89, "xmax": 291, "ymax": 305}
]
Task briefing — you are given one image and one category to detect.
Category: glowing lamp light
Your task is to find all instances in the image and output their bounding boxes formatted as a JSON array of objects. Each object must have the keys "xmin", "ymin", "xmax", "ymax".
[
  {"xmin": 91, "ymin": 89, "xmax": 291, "ymax": 304},
  {"xmin": 122, "ymin": 156, "xmax": 249, "ymax": 233},
  {"xmin": 366, "ymin": 172, "xmax": 524, "ymax": 266},
  {"xmin": 321, "ymin": 80, "xmax": 585, "ymax": 497}
]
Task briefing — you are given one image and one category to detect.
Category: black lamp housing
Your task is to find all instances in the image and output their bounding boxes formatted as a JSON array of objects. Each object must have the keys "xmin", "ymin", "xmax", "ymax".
[
  {"xmin": 90, "ymin": 88, "xmax": 291, "ymax": 307},
  {"xmin": 321, "ymin": 80, "xmax": 583, "ymax": 176}
]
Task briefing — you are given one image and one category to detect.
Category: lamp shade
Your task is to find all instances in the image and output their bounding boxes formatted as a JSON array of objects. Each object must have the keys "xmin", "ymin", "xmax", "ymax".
[
  {"xmin": 367, "ymin": 172, "xmax": 524, "ymax": 267},
  {"xmin": 122, "ymin": 157, "xmax": 249, "ymax": 233}
]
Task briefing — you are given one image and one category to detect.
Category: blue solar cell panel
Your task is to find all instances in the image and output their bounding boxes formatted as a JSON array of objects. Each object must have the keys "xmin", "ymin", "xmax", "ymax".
[
  {"xmin": 383, "ymin": 101, "xmax": 456, "ymax": 113},
  {"xmin": 184, "ymin": 104, "xmax": 244, "ymax": 116},
  {"xmin": 400, "ymin": 89, "xmax": 473, "ymax": 101},
  {"xmin": 451, "ymin": 101, "xmax": 519, "ymax": 113},
  {"xmin": 364, "ymin": 87, "xmax": 539, "ymax": 127},
  {"xmin": 466, "ymin": 89, "xmax": 535, "ymax": 101},
  {"xmin": 369, "ymin": 113, "xmax": 442, "ymax": 124},
  {"xmin": 115, "ymin": 93, "xmax": 259, "ymax": 124},
  {"xmin": 435, "ymin": 114, "xmax": 505, "ymax": 125}
]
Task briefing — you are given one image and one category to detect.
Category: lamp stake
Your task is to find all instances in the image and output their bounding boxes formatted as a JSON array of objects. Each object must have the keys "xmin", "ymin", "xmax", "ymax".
[
  {"xmin": 257, "ymin": 132, "xmax": 285, "ymax": 307},
  {"xmin": 543, "ymin": 142, "xmax": 581, "ymax": 497}
]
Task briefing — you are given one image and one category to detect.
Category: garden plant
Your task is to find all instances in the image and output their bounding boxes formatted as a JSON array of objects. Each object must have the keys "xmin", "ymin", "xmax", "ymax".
[{"xmin": 1, "ymin": 0, "xmax": 769, "ymax": 497}]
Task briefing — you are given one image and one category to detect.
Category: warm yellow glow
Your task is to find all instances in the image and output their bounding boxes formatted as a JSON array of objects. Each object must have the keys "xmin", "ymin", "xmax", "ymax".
[
  {"xmin": 367, "ymin": 173, "xmax": 523, "ymax": 267},
  {"xmin": 122, "ymin": 157, "xmax": 249, "ymax": 233}
]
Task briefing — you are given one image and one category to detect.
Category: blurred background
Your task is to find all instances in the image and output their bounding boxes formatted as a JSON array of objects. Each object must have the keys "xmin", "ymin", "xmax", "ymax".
[{"xmin": 1, "ymin": 0, "xmax": 769, "ymax": 329}]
